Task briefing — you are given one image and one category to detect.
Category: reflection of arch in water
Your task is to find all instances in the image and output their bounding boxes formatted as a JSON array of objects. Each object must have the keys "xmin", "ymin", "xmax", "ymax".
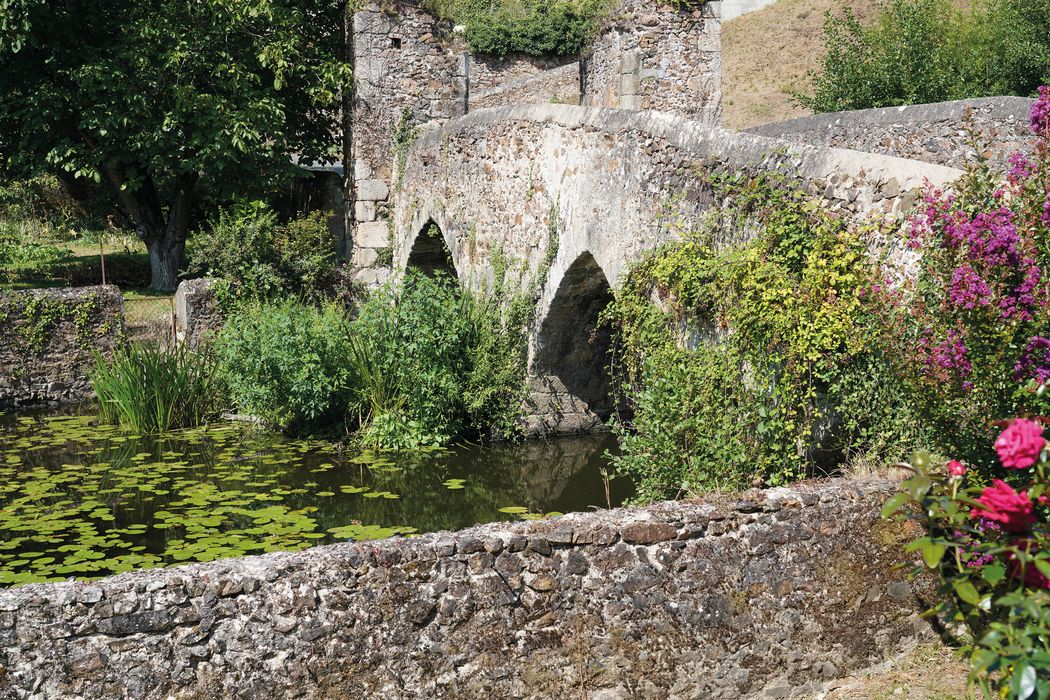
[
  {"xmin": 406, "ymin": 219, "xmax": 456, "ymax": 278},
  {"xmin": 530, "ymin": 252, "xmax": 615, "ymax": 434}
]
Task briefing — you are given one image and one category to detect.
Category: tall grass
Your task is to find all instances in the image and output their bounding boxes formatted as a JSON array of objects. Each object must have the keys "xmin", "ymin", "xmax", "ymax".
[{"xmin": 90, "ymin": 345, "xmax": 223, "ymax": 432}]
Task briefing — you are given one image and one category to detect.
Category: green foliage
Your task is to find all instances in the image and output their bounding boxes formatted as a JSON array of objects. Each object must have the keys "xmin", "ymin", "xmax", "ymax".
[
  {"xmin": 184, "ymin": 203, "xmax": 337, "ymax": 306},
  {"xmin": 349, "ymin": 271, "xmax": 527, "ymax": 448},
  {"xmin": 0, "ymin": 0, "xmax": 349, "ymax": 289},
  {"xmin": 604, "ymin": 173, "xmax": 921, "ymax": 499},
  {"xmin": 798, "ymin": 0, "xmax": 1050, "ymax": 113},
  {"xmin": 213, "ymin": 300, "xmax": 354, "ymax": 431},
  {"xmin": 886, "ymin": 438, "xmax": 1050, "ymax": 697},
  {"xmin": 90, "ymin": 344, "xmax": 223, "ymax": 433},
  {"xmin": 425, "ymin": 0, "xmax": 611, "ymax": 56}
]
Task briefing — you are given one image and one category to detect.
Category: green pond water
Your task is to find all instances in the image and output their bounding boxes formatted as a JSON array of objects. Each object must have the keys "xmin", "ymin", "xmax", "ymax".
[{"xmin": 0, "ymin": 408, "xmax": 631, "ymax": 586}]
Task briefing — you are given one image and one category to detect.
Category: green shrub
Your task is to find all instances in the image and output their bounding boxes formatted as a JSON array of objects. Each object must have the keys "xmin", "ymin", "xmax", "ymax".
[
  {"xmin": 349, "ymin": 271, "xmax": 527, "ymax": 448},
  {"xmin": 604, "ymin": 173, "xmax": 921, "ymax": 499},
  {"xmin": 797, "ymin": 0, "xmax": 993, "ymax": 113},
  {"xmin": 213, "ymin": 300, "xmax": 354, "ymax": 431},
  {"xmin": 91, "ymin": 344, "xmax": 223, "ymax": 433},
  {"xmin": 425, "ymin": 0, "xmax": 611, "ymax": 57},
  {"xmin": 184, "ymin": 202, "xmax": 337, "ymax": 305},
  {"xmin": 800, "ymin": 0, "xmax": 1050, "ymax": 113}
]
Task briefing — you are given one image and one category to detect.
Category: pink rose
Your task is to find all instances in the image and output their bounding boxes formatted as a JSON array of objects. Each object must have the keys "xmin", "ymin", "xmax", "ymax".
[
  {"xmin": 994, "ymin": 418, "xmax": 1046, "ymax": 469},
  {"xmin": 970, "ymin": 480, "xmax": 1035, "ymax": 533},
  {"xmin": 947, "ymin": 460, "xmax": 966, "ymax": 478}
]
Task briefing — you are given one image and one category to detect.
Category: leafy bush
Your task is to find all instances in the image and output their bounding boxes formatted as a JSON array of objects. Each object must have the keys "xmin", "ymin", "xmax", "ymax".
[
  {"xmin": 91, "ymin": 344, "xmax": 223, "ymax": 432},
  {"xmin": 798, "ymin": 0, "xmax": 1050, "ymax": 113},
  {"xmin": 213, "ymin": 300, "xmax": 354, "ymax": 431},
  {"xmin": 604, "ymin": 174, "xmax": 921, "ymax": 499},
  {"xmin": 888, "ymin": 87, "xmax": 1050, "ymax": 468},
  {"xmin": 425, "ymin": 0, "xmax": 610, "ymax": 56},
  {"xmin": 349, "ymin": 271, "xmax": 527, "ymax": 448},
  {"xmin": 184, "ymin": 202, "xmax": 337, "ymax": 305},
  {"xmin": 886, "ymin": 419, "xmax": 1050, "ymax": 696}
]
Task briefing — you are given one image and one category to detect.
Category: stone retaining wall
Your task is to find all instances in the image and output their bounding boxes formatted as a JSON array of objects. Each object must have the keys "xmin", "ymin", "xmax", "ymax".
[
  {"xmin": 0, "ymin": 478, "xmax": 932, "ymax": 699},
  {"xmin": 0, "ymin": 286, "xmax": 124, "ymax": 408},
  {"xmin": 748, "ymin": 97, "xmax": 1038, "ymax": 169}
]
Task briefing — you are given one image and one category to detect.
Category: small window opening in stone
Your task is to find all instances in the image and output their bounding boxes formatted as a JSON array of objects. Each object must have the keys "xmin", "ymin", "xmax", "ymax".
[{"xmin": 390, "ymin": 37, "xmax": 402, "ymax": 49}]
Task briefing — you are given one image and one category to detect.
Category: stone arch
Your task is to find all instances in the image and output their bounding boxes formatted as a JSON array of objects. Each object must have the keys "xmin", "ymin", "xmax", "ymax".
[
  {"xmin": 529, "ymin": 251, "xmax": 615, "ymax": 434},
  {"xmin": 406, "ymin": 219, "xmax": 456, "ymax": 278}
]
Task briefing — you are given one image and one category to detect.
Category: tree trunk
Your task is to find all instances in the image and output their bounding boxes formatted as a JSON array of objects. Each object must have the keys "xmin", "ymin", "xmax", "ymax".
[{"xmin": 103, "ymin": 166, "xmax": 197, "ymax": 292}]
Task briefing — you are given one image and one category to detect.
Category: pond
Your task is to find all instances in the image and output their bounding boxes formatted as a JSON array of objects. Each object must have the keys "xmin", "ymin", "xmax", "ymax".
[{"xmin": 0, "ymin": 408, "xmax": 632, "ymax": 586}]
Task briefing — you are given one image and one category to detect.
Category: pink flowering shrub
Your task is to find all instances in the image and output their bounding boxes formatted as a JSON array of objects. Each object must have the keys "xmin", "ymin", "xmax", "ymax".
[
  {"xmin": 895, "ymin": 88, "xmax": 1050, "ymax": 465},
  {"xmin": 886, "ymin": 419, "xmax": 1050, "ymax": 695}
]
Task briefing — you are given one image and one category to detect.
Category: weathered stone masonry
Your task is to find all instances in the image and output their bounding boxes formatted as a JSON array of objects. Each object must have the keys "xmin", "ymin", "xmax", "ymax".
[
  {"xmin": 582, "ymin": 0, "xmax": 722, "ymax": 125},
  {"xmin": 385, "ymin": 104, "xmax": 962, "ymax": 434},
  {"xmin": 750, "ymin": 96, "xmax": 1038, "ymax": 171},
  {"xmin": 0, "ymin": 286, "xmax": 124, "ymax": 408},
  {"xmin": 0, "ymin": 478, "xmax": 932, "ymax": 699}
]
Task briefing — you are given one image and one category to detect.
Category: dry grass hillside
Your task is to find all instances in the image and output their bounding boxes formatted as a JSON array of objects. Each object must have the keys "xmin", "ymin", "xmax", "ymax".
[{"xmin": 721, "ymin": 0, "xmax": 882, "ymax": 129}]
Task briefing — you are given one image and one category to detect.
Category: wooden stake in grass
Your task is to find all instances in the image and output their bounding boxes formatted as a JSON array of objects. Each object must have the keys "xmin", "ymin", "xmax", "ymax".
[{"xmin": 99, "ymin": 238, "xmax": 107, "ymax": 286}]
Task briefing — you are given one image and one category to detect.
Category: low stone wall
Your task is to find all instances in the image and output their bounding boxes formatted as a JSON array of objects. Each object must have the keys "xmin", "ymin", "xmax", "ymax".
[
  {"xmin": 0, "ymin": 286, "xmax": 124, "ymax": 408},
  {"xmin": 0, "ymin": 478, "xmax": 932, "ymax": 699},
  {"xmin": 469, "ymin": 62, "xmax": 581, "ymax": 110},
  {"xmin": 467, "ymin": 53, "xmax": 572, "ymax": 93},
  {"xmin": 748, "ymin": 97, "xmax": 1038, "ymax": 169},
  {"xmin": 173, "ymin": 279, "xmax": 223, "ymax": 349}
]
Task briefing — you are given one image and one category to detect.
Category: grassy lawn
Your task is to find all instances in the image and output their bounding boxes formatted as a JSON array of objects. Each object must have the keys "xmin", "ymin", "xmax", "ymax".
[{"xmin": 0, "ymin": 236, "xmax": 152, "ymax": 292}]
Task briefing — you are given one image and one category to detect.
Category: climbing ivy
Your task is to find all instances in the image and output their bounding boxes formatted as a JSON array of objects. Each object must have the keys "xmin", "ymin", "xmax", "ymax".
[
  {"xmin": 392, "ymin": 108, "xmax": 420, "ymax": 188},
  {"xmin": 10, "ymin": 293, "xmax": 100, "ymax": 354},
  {"xmin": 603, "ymin": 172, "xmax": 923, "ymax": 499}
]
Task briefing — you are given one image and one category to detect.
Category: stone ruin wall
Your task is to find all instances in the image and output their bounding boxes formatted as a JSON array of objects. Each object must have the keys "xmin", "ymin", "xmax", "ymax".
[
  {"xmin": 350, "ymin": 2, "xmax": 468, "ymax": 284},
  {"xmin": 749, "ymin": 96, "xmax": 1038, "ymax": 170},
  {"xmin": 347, "ymin": 0, "xmax": 727, "ymax": 286},
  {"xmin": 469, "ymin": 62, "xmax": 582, "ymax": 111},
  {"xmin": 0, "ymin": 286, "xmax": 124, "ymax": 409},
  {"xmin": 581, "ymin": 0, "xmax": 722, "ymax": 125},
  {"xmin": 0, "ymin": 478, "xmax": 934, "ymax": 699}
]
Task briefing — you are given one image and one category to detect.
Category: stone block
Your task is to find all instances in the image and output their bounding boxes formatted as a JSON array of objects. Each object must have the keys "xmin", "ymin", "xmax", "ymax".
[
  {"xmin": 356, "ymin": 221, "xmax": 390, "ymax": 248},
  {"xmin": 354, "ymin": 201, "xmax": 377, "ymax": 222},
  {"xmin": 357, "ymin": 179, "xmax": 390, "ymax": 202},
  {"xmin": 352, "ymin": 247, "xmax": 379, "ymax": 268}
]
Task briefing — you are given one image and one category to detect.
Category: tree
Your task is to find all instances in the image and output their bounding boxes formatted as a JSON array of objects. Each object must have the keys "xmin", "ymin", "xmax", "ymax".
[{"xmin": 0, "ymin": 0, "xmax": 350, "ymax": 290}]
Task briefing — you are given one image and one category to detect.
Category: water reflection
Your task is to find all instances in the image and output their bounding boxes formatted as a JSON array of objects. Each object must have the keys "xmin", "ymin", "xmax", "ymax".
[{"xmin": 0, "ymin": 407, "xmax": 631, "ymax": 584}]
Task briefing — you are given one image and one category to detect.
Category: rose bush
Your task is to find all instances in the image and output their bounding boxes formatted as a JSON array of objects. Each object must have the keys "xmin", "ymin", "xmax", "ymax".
[{"xmin": 886, "ymin": 418, "xmax": 1050, "ymax": 697}]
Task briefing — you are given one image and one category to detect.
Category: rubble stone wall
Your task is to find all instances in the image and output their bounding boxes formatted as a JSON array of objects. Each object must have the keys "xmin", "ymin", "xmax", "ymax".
[
  {"xmin": 0, "ymin": 478, "xmax": 932, "ymax": 700},
  {"xmin": 748, "ymin": 97, "xmax": 1038, "ymax": 170},
  {"xmin": 0, "ymin": 286, "xmax": 124, "ymax": 408},
  {"xmin": 581, "ymin": 0, "xmax": 722, "ymax": 125},
  {"xmin": 379, "ymin": 104, "xmax": 961, "ymax": 433},
  {"xmin": 469, "ymin": 62, "xmax": 581, "ymax": 110},
  {"xmin": 350, "ymin": 1, "xmax": 467, "ymax": 278}
]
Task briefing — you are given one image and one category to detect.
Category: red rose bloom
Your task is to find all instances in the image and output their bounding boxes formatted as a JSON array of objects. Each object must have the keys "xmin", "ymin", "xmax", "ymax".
[
  {"xmin": 970, "ymin": 480, "xmax": 1036, "ymax": 533},
  {"xmin": 947, "ymin": 460, "xmax": 966, "ymax": 478},
  {"xmin": 994, "ymin": 418, "xmax": 1046, "ymax": 469},
  {"xmin": 1007, "ymin": 541, "xmax": 1050, "ymax": 590}
]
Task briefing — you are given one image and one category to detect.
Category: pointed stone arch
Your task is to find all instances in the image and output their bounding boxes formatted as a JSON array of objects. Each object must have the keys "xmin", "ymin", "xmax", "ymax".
[
  {"xmin": 406, "ymin": 219, "xmax": 456, "ymax": 278},
  {"xmin": 528, "ymin": 251, "xmax": 615, "ymax": 434}
]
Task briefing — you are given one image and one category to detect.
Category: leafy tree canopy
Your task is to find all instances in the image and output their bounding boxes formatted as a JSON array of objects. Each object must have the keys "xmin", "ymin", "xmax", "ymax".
[{"xmin": 0, "ymin": 0, "xmax": 350, "ymax": 290}]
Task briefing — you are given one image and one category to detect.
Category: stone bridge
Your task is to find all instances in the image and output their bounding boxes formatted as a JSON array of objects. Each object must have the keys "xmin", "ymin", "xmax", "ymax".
[{"xmin": 354, "ymin": 104, "xmax": 962, "ymax": 435}]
